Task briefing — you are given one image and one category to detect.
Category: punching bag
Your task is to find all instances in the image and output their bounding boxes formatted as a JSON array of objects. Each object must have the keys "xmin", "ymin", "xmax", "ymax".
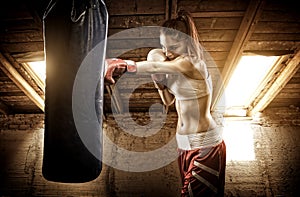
[{"xmin": 42, "ymin": 0, "xmax": 108, "ymax": 183}]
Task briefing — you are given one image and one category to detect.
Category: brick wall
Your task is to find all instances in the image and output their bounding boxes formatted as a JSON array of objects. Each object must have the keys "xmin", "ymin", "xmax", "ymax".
[
  {"xmin": 252, "ymin": 106, "xmax": 300, "ymax": 126},
  {"xmin": 103, "ymin": 112, "xmax": 181, "ymax": 196},
  {"xmin": 0, "ymin": 114, "xmax": 44, "ymax": 130},
  {"xmin": 0, "ymin": 109, "xmax": 299, "ymax": 196},
  {"xmin": 0, "ymin": 112, "xmax": 181, "ymax": 197}
]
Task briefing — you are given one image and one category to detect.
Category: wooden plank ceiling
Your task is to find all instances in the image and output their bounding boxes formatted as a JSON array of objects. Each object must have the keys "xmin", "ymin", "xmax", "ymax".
[{"xmin": 0, "ymin": 0, "xmax": 299, "ymax": 115}]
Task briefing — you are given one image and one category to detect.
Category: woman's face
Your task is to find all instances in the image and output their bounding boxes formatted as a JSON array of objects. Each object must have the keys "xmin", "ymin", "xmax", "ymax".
[{"xmin": 160, "ymin": 34, "xmax": 187, "ymax": 60}]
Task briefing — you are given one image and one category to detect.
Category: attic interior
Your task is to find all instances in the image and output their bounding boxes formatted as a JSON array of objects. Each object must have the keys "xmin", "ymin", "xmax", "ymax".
[{"xmin": 0, "ymin": 0, "xmax": 299, "ymax": 196}]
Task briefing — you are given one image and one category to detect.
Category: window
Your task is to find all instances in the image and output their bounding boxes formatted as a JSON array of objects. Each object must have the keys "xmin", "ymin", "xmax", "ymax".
[
  {"xmin": 27, "ymin": 61, "xmax": 46, "ymax": 82},
  {"xmin": 23, "ymin": 61, "xmax": 46, "ymax": 92},
  {"xmin": 223, "ymin": 55, "xmax": 279, "ymax": 116}
]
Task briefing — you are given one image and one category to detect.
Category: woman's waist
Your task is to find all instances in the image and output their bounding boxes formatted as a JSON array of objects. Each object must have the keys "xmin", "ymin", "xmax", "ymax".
[
  {"xmin": 176, "ymin": 127, "xmax": 223, "ymax": 150},
  {"xmin": 176, "ymin": 116, "xmax": 217, "ymax": 135}
]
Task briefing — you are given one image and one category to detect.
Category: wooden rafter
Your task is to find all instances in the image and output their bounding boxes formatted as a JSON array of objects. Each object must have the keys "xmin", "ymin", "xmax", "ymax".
[
  {"xmin": 0, "ymin": 52, "xmax": 44, "ymax": 111},
  {"xmin": 211, "ymin": 0, "xmax": 266, "ymax": 110},
  {"xmin": 248, "ymin": 50, "xmax": 300, "ymax": 115}
]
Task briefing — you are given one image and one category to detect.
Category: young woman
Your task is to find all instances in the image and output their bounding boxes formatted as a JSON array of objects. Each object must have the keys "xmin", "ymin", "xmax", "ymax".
[{"xmin": 105, "ymin": 10, "xmax": 226, "ymax": 197}]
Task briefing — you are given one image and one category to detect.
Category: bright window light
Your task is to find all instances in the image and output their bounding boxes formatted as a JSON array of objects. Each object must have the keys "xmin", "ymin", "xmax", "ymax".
[
  {"xmin": 223, "ymin": 119, "xmax": 256, "ymax": 161},
  {"xmin": 27, "ymin": 61, "xmax": 46, "ymax": 82},
  {"xmin": 223, "ymin": 55, "xmax": 279, "ymax": 116}
]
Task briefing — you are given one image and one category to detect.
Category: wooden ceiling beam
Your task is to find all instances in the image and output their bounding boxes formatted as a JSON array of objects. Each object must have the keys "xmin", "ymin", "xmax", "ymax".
[
  {"xmin": 248, "ymin": 50, "xmax": 300, "ymax": 115},
  {"xmin": 211, "ymin": 0, "xmax": 266, "ymax": 110},
  {"xmin": 0, "ymin": 52, "xmax": 44, "ymax": 111},
  {"xmin": 191, "ymin": 11, "xmax": 244, "ymax": 18},
  {"xmin": 11, "ymin": 51, "xmax": 44, "ymax": 63}
]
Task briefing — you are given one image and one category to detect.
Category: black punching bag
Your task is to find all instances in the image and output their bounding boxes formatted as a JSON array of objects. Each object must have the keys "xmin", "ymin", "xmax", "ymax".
[{"xmin": 42, "ymin": 0, "xmax": 107, "ymax": 183}]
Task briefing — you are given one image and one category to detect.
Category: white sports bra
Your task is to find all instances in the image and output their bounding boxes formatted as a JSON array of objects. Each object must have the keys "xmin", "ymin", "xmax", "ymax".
[{"xmin": 167, "ymin": 60, "xmax": 212, "ymax": 100}]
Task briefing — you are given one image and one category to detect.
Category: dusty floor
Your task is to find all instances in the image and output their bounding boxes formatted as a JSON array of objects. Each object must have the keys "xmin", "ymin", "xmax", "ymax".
[{"xmin": 0, "ymin": 115, "xmax": 299, "ymax": 196}]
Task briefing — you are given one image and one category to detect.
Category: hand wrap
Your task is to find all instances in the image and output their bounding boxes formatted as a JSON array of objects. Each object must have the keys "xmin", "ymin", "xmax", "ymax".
[{"xmin": 104, "ymin": 58, "xmax": 137, "ymax": 84}]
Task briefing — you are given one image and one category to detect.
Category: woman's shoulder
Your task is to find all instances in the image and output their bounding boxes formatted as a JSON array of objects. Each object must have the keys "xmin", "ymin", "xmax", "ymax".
[
  {"xmin": 173, "ymin": 56, "xmax": 207, "ymax": 79},
  {"xmin": 172, "ymin": 56, "xmax": 194, "ymax": 68},
  {"xmin": 147, "ymin": 49, "xmax": 166, "ymax": 61}
]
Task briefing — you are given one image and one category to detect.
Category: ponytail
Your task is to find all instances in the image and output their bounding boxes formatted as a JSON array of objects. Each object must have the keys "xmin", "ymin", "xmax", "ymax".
[{"xmin": 160, "ymin": 9, "xmax": 204, "ymax": 60}]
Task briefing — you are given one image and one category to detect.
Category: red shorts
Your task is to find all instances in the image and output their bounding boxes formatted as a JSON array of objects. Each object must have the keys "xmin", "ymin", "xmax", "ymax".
[{"xmin": 178, "ymin": 140, "xmax": 226, "ymax": 197}]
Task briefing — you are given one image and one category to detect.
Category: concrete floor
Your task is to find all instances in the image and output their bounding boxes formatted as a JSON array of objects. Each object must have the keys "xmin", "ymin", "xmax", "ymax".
[{"xmin": 0, "ymin": 114, "xmax": 299, "ymax": 196}]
